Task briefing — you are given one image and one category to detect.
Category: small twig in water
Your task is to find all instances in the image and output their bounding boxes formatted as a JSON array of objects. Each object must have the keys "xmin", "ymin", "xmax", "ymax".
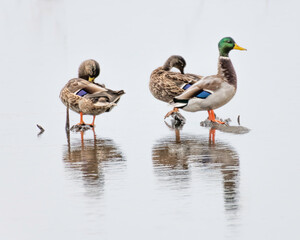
[
  {"xmin": 36, "ymin": 124, "xmax": 45, "ymax": 136},
  {"xmin": 37, "ymin": 124, "xmax": 44, "ymax": 132},
  {"xmin": 237, "ymin": 115, "xmax": 240, "ymax": 125}
]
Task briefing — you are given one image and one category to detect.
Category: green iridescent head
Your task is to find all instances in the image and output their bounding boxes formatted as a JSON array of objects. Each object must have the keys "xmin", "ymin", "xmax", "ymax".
[{"xmin": 218, "ymin": 37, "xmax": 246, "ymax": 57}]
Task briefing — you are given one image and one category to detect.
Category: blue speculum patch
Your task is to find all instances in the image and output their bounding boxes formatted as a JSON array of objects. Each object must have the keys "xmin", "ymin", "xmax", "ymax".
[
  {"xmin": 196, "ymin": 91, "xmax": 211, "ymax": 99},
  {"xmin": 76, "ymin": 89, "xmax": 88, "ymax": 97},
  {"xmin": 183, "ymin": 83, "xmax": 192, "ymax": 90},
  {"xmin": 183, "ymin": 84, "xmax": 211, "ymax": 99}
]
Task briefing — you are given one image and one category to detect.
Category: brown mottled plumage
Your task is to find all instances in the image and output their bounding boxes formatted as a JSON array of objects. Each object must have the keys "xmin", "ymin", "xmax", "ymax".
[
  {"xmin": 78, "ymin": 59, "xmax": 100, "ymax": 80},
  {"xmin": 60, "ymin": 59, "xmax": 125, "ymax": 126},
  {"xmin": 149, "ymin": 55, "xmax": 202, "ymax": 103}
]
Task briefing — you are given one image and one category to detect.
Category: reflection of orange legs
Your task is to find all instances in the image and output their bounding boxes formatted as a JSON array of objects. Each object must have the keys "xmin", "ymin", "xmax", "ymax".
[
  {"xmin": 164, "ymin": 107, "xmax": 179, "ymax": 119},
  {"xmin": 209, "ymin": 128, "xmax": 216, "ymax": 145},
  {"xmin": 175, "ymin": 128, "xmax": 180, "ymax": 143},
  {"xmin": 80, "ymin": 130, "xmax": 84, "ymax": 146},
  {"xmin": 77, "ymin": 112, "xmax": 86, "ymax": 125},
  {"xmin": 92, "ymin": 127, "xmax": 96, "ymax": 141},
  {"xmin": 207, "ymin": 110, "xmax": 225, "ymax": 124},
  {"xmin": 80, "ymin": 128, "xmax": 96, "ymax": 146}
]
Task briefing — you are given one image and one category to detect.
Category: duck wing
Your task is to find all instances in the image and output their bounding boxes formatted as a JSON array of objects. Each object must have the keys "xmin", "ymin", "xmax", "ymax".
[
  {"xmin": 163, "ymin": 71, "xmax": 202, "ymax": 86},
  {"xmin": 152, "ymin": 68, "xmax": 202, "ymax": 97},
  {"xmin": 66, "ymin": 78, "xmax": 124, "ymax": 103},
  {"xmin": 160, "ymin": 72, "xmax": 203, "ymax": 101},
  {"xmin": 173, "ymin": 75, "xmax": 222, "ymax": 102},
  {"xmin": 183, "ymin": 73, "xmax": 203, "ymax": 82},
  {"xmin": 66, "ymin": 78, "xmax": 107, "ymax": 94},
  {"xmin": 84, "ymin": 88, "xmax": 125, "ymax": 103}
]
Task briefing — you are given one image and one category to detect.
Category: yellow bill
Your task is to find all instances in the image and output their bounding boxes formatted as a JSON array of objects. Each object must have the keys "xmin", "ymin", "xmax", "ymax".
[
  {"xmin": 233, "ymin": 44, "xmax": 247, "ymax": 51},
  {"xmin": 88, "ymin": 76, "xmax": 95, "ymax": 82}
]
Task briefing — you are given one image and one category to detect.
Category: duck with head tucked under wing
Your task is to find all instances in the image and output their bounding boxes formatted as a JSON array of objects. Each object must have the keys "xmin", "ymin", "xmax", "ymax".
[
  {"xmin": 171, "ymin": 37, "xmax": 246, "ymax": 124},
  {"xmin": 149, "ymin": 55, "xmax": 203, "ymax": 119},
  {"xmin": 60, "ymin": 59, "xmax": 125, "ymax": 127}
]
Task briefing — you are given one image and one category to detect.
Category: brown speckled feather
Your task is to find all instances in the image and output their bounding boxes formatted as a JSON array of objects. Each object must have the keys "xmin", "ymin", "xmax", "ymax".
[
  {"xmin": 60, "ymin": 78, "xmax": 125, "ymax": 115},
  {"xmin": 149, "ymin": 66, "xmax": 202, "ymax": 103},
  {"xmin": 78, "ymin": 59, "xmax": 100, "ymax": 80}
]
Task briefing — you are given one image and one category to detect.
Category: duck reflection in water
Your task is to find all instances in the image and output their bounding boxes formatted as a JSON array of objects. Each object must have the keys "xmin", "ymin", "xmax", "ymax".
[
  {"xmin": 153, "ymin": 121, "xmax": 245, "ymax": 216},
  {"xmin": 63, "ymin": 129, "xmax": 125, "ymax": 198}
]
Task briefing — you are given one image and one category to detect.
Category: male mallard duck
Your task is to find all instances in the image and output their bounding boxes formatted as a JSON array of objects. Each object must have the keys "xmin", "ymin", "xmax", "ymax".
[
  {"xmin": 60, "ymin": 59, "xmax": 125, "ymax": 127},
  {"xmin": 149, "ymin": 55, "xmax": 202, "ymax": 118},
  {"xmin": 172, "ymin": 37, "xmax": 246, "ymax": 124}
]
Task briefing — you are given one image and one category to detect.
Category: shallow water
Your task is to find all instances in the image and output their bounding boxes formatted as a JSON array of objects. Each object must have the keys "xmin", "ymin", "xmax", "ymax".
[{"xmin": 0, "ymin": 0, "xmax": 300, "ymax": 239}]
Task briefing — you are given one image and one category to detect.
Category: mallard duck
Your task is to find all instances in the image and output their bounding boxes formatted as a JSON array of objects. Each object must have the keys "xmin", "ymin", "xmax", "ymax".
[
  {"xmin": 149, "ymin": 55, "xmax": 202, "ymax": 118},
  {"xmin": 60, "ymin": 59, "xmax": 125, "ymax": 127},
  {"xmin": 172, "ymin": 37, "xmax": 246, "ymax": 124}
]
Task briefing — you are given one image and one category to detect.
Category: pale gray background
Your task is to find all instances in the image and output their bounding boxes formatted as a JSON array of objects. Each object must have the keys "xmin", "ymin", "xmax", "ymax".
[{"xmin": 0, "ymin": 0, "xmax": 299, "ymax": 239}]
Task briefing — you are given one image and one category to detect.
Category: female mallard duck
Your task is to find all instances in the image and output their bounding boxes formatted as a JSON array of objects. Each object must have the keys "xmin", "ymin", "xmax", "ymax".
[
  {"xmin": 60, "ymin": 59, "xmax": 125, "ymax": 127},
  {"xmin": 172, "ymin": 37, "xmax": 246, "ymax": 124},
  {"xmin": 149, "ymin": 55, "xmax": 202, "ymax": 118}
]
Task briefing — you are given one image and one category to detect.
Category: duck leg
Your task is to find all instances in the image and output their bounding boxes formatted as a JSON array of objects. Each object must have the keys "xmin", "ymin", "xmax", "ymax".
[
  {"xmin": 88, "ymin": 116, "xmax": 96, "ymax": 127},
  {"xmin": 207, "ymin": 110, "xmax": 225, "ymax": 124},
  {"xmin": 77, "ymin": 112, "xmax": 86, "ymax": 125},
  {"xmin": 164, "ymin": 107, "xmax": 179, "ymax": 119}
]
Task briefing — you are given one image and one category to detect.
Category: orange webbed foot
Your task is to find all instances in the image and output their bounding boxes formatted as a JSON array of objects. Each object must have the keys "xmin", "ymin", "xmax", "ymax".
[
  {"xmin": 207, "ymin": 110, "xmax": 225, "ymax": 124},
  {"xmin": 213, "ymin": 119, "xmax": 225, "ymax": 124},
  {"xmin": 164, "ymin": 108, "xmax": 179, "ymax": 119}
]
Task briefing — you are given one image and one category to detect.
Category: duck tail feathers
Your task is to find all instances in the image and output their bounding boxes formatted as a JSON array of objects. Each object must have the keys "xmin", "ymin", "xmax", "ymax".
[
  {"xmin": 170, "ymin": 98, "xmax": 188, "ymax": 108},
  {"xmin": 116, "ymin": 90, "xmax": 125, "ymax": 95}
]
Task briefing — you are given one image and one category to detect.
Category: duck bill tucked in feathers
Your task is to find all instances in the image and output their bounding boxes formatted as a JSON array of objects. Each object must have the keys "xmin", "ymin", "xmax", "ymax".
[{"xmin": 60, "ymin": 59, "xmax": 125, "ymax": 126}]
